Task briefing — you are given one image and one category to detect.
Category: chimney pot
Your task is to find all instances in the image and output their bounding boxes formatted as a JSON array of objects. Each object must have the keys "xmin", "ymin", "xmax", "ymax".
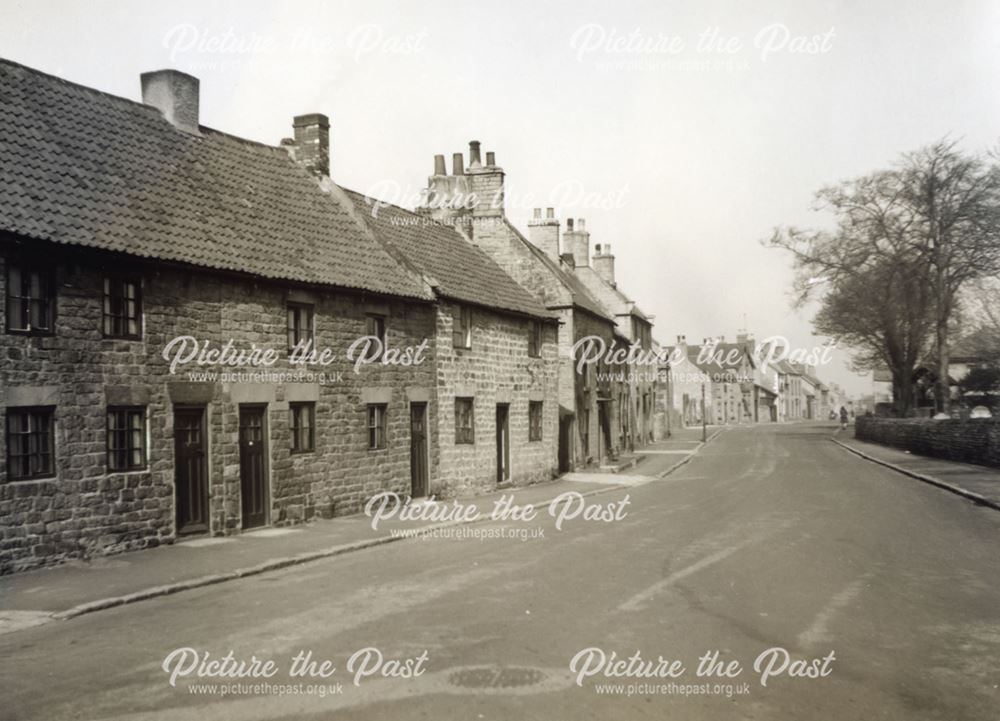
[
  {"xmin": 469, "ymin": 140, "xmax": 482, "ymax": 168},
  {"xmin": 546, "ymin": 207, "xmax": 555, "ymax": 219},
  {"xmin": 592, "ymin": 242, "xmax": 615, "ymax": 285},
  {"xmin": 292, "ymin": 113, "xmax": 331, "ymax": 178},
  {"xmin": 452, "ymin": 152, "xmax": 465, "ymax": 175},
  {"xmin": 434, "ymin": 154, "xmax": 446, "ymax": 175},
  {"xmin": 528, "ymin": 206, "xmax": 560, "ymax": 257},
  {"xmin": 141, "ymin": 69, "xmax": 200, "ymax": 135},
  {"xmin": 567, "ymin": 219, "xmax": 574, "ymax": 232},
  {"xmin": 578, "ymin": 219, "xmax": 586, "ymax": 231},
  {"xmin": 486, "ymin": 151, "xmax": 495, "ymax": 166}
]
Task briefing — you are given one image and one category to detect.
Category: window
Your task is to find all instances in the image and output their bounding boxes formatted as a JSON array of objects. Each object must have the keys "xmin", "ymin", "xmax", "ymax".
[
  {"xmin": 287, "ymin": 302, "xmax": 314, "ymax": 350},
  {"xmin": 365, "ymin": 314, "xmax": 387, "ymax": 361},
  {"xmin": 103, "ymin": 277, "xmax": 142, "ymax": 339},
  {"xmin": 5, "ymin": 407, "xmax": 55, "ymax": 480},
  {"xmin": 528, "ymin": 320, "xmax": 542, "ymax": 358},
  {"xmin": 367, "ymin": 404, "xmax": 387, "ymax": 449},
  {"xmin": 290, "ymin": 402, "xmax": 315, "ymax": 453},
  {"xmin": 5, "ymin": 264, "xmax": 54, "ymax": 334},
  {"xmin": 107, "ymin": 407, "xmax": 147, "ymax": 471},
  {"xmin": 529, "ymin": 401, "xmax": 543, "ymax": 441},
  {"xmin": 452, "ymin": 305, "xmax": 472, "ymax": 349},
  {"xmin": 455, "ymin": 398, "xmax": 474, "ymax": 444}
]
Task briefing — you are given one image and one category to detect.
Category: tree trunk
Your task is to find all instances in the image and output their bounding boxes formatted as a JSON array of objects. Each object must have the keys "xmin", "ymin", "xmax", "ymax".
[
  {"xmin": 935, "ymin": 307, "xmax": 950, "ymax": 414},
  {"xmin": 891, "ymin": 370, "xmax": 912, "ymax": 417}
]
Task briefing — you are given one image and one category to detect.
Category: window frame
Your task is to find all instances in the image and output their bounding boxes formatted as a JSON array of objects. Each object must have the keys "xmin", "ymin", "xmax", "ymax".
[
  {"xmin": 528, "ymin": 320, "xmax": 542, "ymax": 358},
  {"xmin": 102, "ymin": 276, "xmax": 143, "ymax": 340},
  {"xmin": 365, "ymin": 313, "xmax": 387, "ymax": 361},
  {"xmin": 106, "ymin": 406, "xmax": 148, "ymax": 472},
  {"xmin": 290, "ymin": 401, "xmax": 316, "ymax": 454},
  {"xmin": 5, "ymin": 263, "xmax": 55, "ymax": 335},
  {"xmin": 454, "ymin": 397, "xmax": 475, "ymax": 444},
  {"xmin": 5, "ymin": 406, "xmax": 56, "ymax": 481},
  {"xmin": 287, "ymin": 302, "xmax": 315, "ymax": 352},
  {"xmin": 367, "ymin": 403, "xmax": 388, "ymax": 450},
  {"xmin": 528, "ymin": 401, "xmax": 543, "ymax": 442},
  {"xmin": 453, "ymin": 306, "xmax": 472, "ymax": 349}
]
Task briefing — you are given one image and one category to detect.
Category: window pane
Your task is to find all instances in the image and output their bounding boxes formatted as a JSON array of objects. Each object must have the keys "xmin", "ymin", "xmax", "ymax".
[
  {"xmin": 9, "ymin": 266, "xmax": 21, "ymax": 297},
  {"xmin": 8, "ymin": 296, "xmax": 24, "ymax": 330}
]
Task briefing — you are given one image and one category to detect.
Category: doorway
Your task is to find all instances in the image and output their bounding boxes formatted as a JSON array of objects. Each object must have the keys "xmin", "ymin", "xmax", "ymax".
[
  {"xmin": 239, "ymin": 405, "xmax": 269, "ymax": 529},
  {"xmin": 496, "ymin": 403, "xmax": 510, "ymax": 485},
  {"xmin": 174, "ymin": 407, "xmax": 208, "ymax": 535},
  {"xmin": 410, "ymin": 402, "xmax": 428, "ymax": 498}
]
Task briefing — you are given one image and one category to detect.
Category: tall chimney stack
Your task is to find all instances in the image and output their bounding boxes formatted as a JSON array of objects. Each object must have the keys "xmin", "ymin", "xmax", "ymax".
[
  {"xmin": 563, "ymin": 218, "xmax": 590, "ymax": 269},
  {"xmin": 141, "ymin": 69, "xmax": 200, "ymax": 135},
  {"xmin": 528, "ymin": 207, "xmax": 560, "ymax": 258},
  {"xmin": 593, "ymin": 242, "xmax": 616, "ymax": 286},
  {"xmin": 467, "ymin": 139, "xmax": 504, "ymax": 218},
  {"xmin": 292, "ymin": 113, "xmax": 330, "ymax": 177}
]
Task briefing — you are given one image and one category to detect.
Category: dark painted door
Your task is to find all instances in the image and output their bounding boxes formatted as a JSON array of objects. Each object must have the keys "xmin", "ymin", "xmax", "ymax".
[
  {"xmin": 174, "ymin": 408, "xmax": 208, "ymax": 535},
  {"xmin": 558, "ymin": 416, "xmax": 572, "ymax": 473},
  {"xmin": 410, "ymin": 402, "xmax": 428, "ymax": 498},
  {"xmin": 239, "ymin": 406, "xmax": 268, "ymax": 529},
  {"xmin": 496, "ymin": 404, "xmax": 510, "ymax": 485}
]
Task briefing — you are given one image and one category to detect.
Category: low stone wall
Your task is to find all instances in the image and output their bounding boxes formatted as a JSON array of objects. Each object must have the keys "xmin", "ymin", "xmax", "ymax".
[{"xmin": 855, "ymin": 416, "xmax": 1000, "ymax": 469}]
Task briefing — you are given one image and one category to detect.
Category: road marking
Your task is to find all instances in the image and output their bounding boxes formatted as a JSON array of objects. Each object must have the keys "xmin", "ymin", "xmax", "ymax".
[
  {"xmin": 0, "ymin": 610, "xmax": 53, "ymax": 635},
  {"xmin": 617, "ymin": 540, "xmax": 755, "ymax": 612},
  {"xmin": 797, "ymin": 573, "xmax": 872, "ymax": 648}
]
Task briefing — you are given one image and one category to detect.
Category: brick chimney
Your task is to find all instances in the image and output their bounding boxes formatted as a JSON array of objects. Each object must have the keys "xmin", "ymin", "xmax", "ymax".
[
  {"xmin": 528, "ymin": 207, "xmax": 560, "ymax": 258},
  {"xmin": 563, "ymin": 218, "xmax": 590, "ymax": 269},
  {"xmin": 291, "ymin": 113, "xmax": 330, "ymax": 178},
  {"xmin": 417, "ymin": 151, "xmax": 473, "ymax": 226},
  {"xmin": 141, "ymin": 69, "xmax": 200, "ymax": 135},
  {"xmin": 593, "ymin": 243, "xmax": 616, "ymax": 286},
  {"xmin": 466, "ymin": 140, "xmax": 505, "ymax": 218}
]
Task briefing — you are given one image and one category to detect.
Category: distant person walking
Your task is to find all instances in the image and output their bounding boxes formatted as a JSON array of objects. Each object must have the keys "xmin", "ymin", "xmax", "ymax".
[{"xmin": 839, "ymin": 406, "xmax": 849, "ymax": 430}]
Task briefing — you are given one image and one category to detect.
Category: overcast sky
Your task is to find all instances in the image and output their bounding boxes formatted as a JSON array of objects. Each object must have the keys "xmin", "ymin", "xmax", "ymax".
[{"xmin": 4, "ymin": 0, "xmax": 998, "ymax": 395}]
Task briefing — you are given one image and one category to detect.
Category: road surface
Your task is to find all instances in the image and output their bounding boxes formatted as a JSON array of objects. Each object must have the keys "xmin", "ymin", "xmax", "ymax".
[{"xmin": 2, "ymin": 423, "xmax": 999, "ymax": 720}]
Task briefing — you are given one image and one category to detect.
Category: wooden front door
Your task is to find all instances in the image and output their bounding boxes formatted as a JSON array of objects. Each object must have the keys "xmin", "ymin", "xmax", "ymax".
[
  {"xmin": 239, "ymin": 406, "xmax": 269, "ymax": 529},
  {"xmin": 174, "ymin": 408, "xmax": 208, "ymax": 535},
  {"xmin": 558, "ymin": 416, "xmax": 572, "ymax": 473},
  {"xmin": 496, "ymin": 403, "xmax": 510, "ymax": 485},
  {"xmin": 410, "ymin": 402, "xmax": 428, "ymax": 498}
]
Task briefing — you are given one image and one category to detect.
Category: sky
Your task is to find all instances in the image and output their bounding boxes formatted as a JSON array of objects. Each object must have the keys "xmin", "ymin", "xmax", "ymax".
[{"xmin": 3, "ymin": 0, "xmax": 998, "ymax": 396}]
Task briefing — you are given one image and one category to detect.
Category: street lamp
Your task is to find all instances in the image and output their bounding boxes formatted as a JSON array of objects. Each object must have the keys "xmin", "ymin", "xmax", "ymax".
[{"xmin": 701, "ymin": 382, "xmax": 707, "ymax": 443}]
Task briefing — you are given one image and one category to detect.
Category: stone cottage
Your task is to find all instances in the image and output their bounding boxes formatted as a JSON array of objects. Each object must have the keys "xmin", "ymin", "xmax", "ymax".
[{"xmin": 0, "ymin": 61, "xmax": 557, "ymax": 573}]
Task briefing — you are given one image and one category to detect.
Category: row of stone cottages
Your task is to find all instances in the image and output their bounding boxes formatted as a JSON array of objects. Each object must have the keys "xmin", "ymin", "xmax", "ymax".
[{"xmin": 0, "ymin": 59, "xmax": 659, "ymax": 573}]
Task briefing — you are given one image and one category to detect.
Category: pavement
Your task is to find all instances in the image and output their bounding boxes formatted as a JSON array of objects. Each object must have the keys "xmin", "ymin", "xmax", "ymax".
[
  {"xmin": 833, "ymin": 426, "xmax": 1000, "ymax": 510},
  {"xmin": 0, "ymin": 426, "xmax": 716, "ymax": 630},
  {"xmin": 3, "ymin": 423, "xmax": 999, "ymax": 721}
]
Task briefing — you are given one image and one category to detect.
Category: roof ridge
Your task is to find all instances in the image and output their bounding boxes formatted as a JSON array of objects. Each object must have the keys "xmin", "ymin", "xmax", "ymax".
[
  {"xmin": 502, "ymin": 218, "xmax": 616, "ymax": 322},
  {"xmin": 0, "ymin": 56, "xmax": 286, "ymax": 153}
]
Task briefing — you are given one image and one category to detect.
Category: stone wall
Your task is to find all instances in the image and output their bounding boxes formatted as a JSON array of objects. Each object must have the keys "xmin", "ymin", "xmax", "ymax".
[
  {"xmin": 0, "ymin": 246, "xmax": 438, "ymax": 573},
  {"xmin": 855, "ymin": 416, "xmax": 1000, "ymax": 469},
  {"xmin": 433, "ymin": 299, "xmax": 559, "ymax": 497}
]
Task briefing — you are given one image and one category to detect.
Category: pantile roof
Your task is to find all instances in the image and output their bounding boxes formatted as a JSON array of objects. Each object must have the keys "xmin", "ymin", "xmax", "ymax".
[
  {"xmin": 343, "ymin": 191, "xmax": 555, "ymax": 320},
  {"xmin": 0, "ymin": 59, "xmax": 430, "ymax": 300}
]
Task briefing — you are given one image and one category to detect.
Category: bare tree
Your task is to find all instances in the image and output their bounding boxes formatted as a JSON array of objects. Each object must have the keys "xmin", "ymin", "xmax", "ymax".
[
  {"xmin": 894, "ymin": 141, "xmax": 1000, "ymax": 411},
  {"xmin": 770, "ymin": 140, "xmax": 1000, "ymax": 414}
]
